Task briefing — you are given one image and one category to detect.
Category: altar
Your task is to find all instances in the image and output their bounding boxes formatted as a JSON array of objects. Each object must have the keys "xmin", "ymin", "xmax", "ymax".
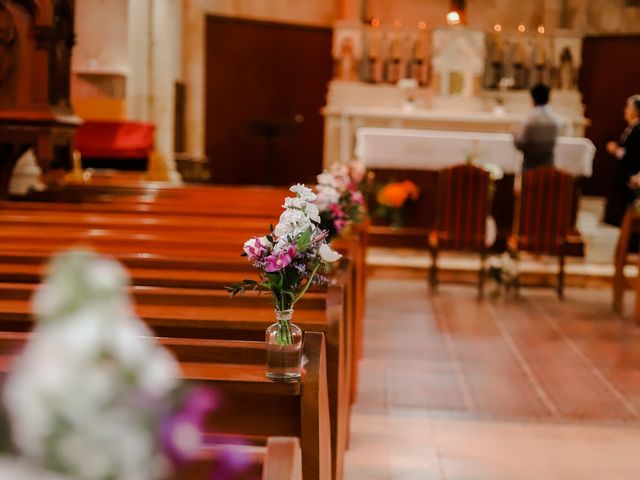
[{"xmin": 355, "ymin": 127, "xmax": 595, "ymax": 176}]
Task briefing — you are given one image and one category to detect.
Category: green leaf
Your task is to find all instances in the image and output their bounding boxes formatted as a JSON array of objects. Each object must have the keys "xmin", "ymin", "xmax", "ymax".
[
  {"xmin": 297, "ymin": 227, "xmax": 313, "ymax": 252},
  {"xmin": 224, "ymin": 283, "xmax": 246, "ymax": 298},
  {"xmin": 266, "ymin": 272, "xmax": 283, "ymax": 291}
]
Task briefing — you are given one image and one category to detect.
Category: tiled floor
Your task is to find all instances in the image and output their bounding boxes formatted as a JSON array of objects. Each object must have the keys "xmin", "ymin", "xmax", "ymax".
[{"xmin": 344, "ymin": 273, "xmax": 640, "ymax": 479}]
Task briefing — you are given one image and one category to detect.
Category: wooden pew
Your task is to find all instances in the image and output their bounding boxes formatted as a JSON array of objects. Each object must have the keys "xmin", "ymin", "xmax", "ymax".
[
  {"xmin": 171, "ymin": 437, "xmax": 302, "ymax": 480},
  {"xmin": 1, "ymin": 186, "xmax": 361, "ymax": 479},
  {"xmin": 0, "ymin": 274, "xmax": 350, "ymax": 480},
  {"xmin": 0, "ymin": 332, "xmax": 326, "ymax": 479},
  {"xmin": 0, "ymin": 199, "xmax": 366, "ymax": 407}
]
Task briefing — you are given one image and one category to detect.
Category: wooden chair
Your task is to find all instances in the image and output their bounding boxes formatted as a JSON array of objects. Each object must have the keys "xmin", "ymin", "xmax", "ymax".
[
  {"xmin": 429, "ymin": 164, "xmax": 492, "ymax": 298},
  {"xmin": 510, "ymin": 167, "xmax": 574, "ymax": 299},
  {"xmin": 612, "ymin": 207, "xmax": 640, "ymax": 319}
]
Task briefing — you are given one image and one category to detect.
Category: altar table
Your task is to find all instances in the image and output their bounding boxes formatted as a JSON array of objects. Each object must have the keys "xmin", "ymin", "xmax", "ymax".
[{"xmin": 355, "ymin": 128, "xmax": 595, "ymax": 177}]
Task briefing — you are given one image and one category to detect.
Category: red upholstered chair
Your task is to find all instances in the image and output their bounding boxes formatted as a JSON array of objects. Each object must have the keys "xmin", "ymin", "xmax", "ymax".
[
  {"xmin": 429, "ymin": 164, "xmax": 492, "ymax": 297},
  {"xmin": 510, "ymin": 167, "xmax": 574, "ymax": 299}
]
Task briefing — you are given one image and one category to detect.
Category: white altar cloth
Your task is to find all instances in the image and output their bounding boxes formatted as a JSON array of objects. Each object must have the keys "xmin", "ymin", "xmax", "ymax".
[{"xmin": 354, "ymin": 128, "xmax": 595, "ymax": 177}]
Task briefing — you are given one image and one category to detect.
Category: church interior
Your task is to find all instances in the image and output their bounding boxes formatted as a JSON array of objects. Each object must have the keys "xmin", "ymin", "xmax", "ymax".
[{"xmin": 0, "ymin": 0, "xmax": 640, "ymax": 479}]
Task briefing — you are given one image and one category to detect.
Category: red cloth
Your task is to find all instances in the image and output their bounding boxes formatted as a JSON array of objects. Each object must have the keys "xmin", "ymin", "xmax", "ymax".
[{"xmin": 75, "ymin": 121, "xmax": 155, "ymax": 159}]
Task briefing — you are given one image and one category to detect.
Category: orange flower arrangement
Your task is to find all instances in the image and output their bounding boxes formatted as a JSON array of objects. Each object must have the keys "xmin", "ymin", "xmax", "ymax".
[
  {"xmin": 377, "ymin": 180, "xmax": 419, "ymax": 208},
  {"xmin": 375, "ymin": 180, "xmax": 419, "ymax": 227}
]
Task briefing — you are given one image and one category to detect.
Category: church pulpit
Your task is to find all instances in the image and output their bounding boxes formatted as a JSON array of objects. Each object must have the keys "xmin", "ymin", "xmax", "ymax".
[{"xmin": 0, "ymin": 0, "xmax": 79, "ymax": 198}]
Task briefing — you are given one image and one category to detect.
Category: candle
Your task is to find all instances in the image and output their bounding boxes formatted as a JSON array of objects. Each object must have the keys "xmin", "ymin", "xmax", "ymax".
[
  {"xmin": 368, "ymin": 26, "xmax": 380, "ymax": 58},
  {"xmin": 535, "ymin": 26, "xmax": 546, "ymax": 65},
  {"xmin": 390, "ymin": 21, "xmax": 403, "ymax": 59},
  {"xmin": 491, "ymin": 24, "xmax": 504, "ymax": 63},
  {"xmin": 514, "ymin": 26, "xmax": 526, "ymax": 64}
]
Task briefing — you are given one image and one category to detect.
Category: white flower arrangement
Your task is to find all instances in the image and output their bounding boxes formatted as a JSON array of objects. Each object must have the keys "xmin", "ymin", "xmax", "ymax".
[
  {"xmin": 0, "ymin": 250, "xmax": 213, "ymax": 480},
  {"xmin": 488, "ymin": 252, "xmax": 519, "ymax": 295},
  {"xmin": 229, "ymin": 184, "xmax": 343, "ymax": 323},
  {"xmin": 314, "ymin": 162, "xmax": 366, "ymax": 239}
]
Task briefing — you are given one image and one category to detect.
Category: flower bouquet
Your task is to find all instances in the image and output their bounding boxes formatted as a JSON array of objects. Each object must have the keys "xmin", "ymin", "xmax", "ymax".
[
  {"xmin": 315, "ymin": 162, "xmax": 366, "ymax": 240},
  {"xmin": 487, "ymin": 251, "xmax": 519, "ymax": 297},
  {"xmin": 0, "ymin": 249, "xmax": 218, "ymax": 480},
  {"xmin": 375, "ymin": 180, "xmax": 419, "ymax": 228},
  {"xmin": 226, "ymin": 184, "xmax": 342, "ymax": 380}
]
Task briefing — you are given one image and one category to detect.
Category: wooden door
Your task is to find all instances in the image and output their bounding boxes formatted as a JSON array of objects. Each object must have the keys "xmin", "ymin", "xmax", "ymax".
[
  {"xmin": 580, "ymin": 35, "xmax": 640, "ymax": 196},
  {"xmin": 205, "ymin": 16, "xmax": 333, "ymax": 186}
]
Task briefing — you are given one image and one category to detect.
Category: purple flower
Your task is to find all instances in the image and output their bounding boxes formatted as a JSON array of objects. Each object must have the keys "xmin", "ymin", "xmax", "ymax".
[
  {"xmin": 160, "ymin": 387, "xmax": 218, "ymax": 466},
  {"xmin": 264, "ymin": 245, "xmax": 296, "ymax": 272}
]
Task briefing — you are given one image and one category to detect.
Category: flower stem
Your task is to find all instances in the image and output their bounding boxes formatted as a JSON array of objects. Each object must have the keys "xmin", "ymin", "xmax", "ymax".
[
  {"xmin": 277, "ymin": 320, "xmax": 292, "ymax": 347},
  {"xmin": 291, "ymin": 263, "xmax": 321, "ymax": 307}
]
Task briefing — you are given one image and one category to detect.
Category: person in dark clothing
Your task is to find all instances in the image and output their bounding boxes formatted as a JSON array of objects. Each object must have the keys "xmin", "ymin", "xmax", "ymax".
[
  {"xmin": 514, "ymin": 84, "xmax": 562, "ymax": 171},
  {"xmin": 604, "ymin": 95, "xmax": 640, "ymax": 227}
]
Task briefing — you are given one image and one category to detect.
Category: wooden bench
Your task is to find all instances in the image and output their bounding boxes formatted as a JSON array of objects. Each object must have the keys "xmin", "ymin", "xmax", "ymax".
[
  {"xmin": 0, "ymin": 199, "xmax": 367, "ymax": 389},
  {"xmin": 0, "ymin": 331, "xmax": 326, "ymax": 479},
  {"xmin": 170, "ymin": 437, "xmax": 302, "ymax": 480},
  {"xmin": 0, "ymin": 278, "xmax": 349, "ymax": 480},
  {"xmin": 1, "ymin": 184, "xmax": 363, "ymax": 478},
  {"xmin": 0, "ymin": 205, "xmax": 361, "ymax": 399}
]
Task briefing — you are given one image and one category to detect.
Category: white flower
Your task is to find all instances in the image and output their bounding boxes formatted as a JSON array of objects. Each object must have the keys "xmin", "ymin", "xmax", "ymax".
[
  {"xmin": 319, "ymin": 243, "xmax": 342, "ymax": 263},
  {"xmin": 315, "ymin": 184, "xmax": 341, "ymax": 211},
  {"xmin": 283, "ymin": 196, "xmax": 305, "ymax": 210},
  {"xmin": 482, "ymin": 162, "xmax": 504, "ymax": 181},
  {"xmin": 304, "ymin": 202, "xmax": 321, "ymax": 223},
  {"xmin": 3, "ymin": 250, "xmax": 181, "ymax": 480},
  {"xmin": 290, "ymin": 183, "xmax": 317, "ymax": 202},
  {"xmin": 329, "ymin": 163, "xmax": 350, "ymax": 190},
  {"xmin": 316, "ymin": 171, "xmax": 337, "ymax": 188},
  {"xmin": 283, "ymin": 191, "xmax": 320, "ymax": 224},
  {"xmin": 275, "ymin": 209, "xmax": 313, "ymax": 238},
  {"xmin": 0, "ymin": 457, "xmax": 70, "ymax": 480}
]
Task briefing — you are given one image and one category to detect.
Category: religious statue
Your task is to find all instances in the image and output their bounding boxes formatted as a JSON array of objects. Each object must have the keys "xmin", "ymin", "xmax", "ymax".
[
  {"xmin": 558, "ymin": 47, "xmax": 575, "ymax": 90},
  {"xmin": 410, "ymin": 32, "xmax": 430, "ymax": 86},
  {"xmin": 489, "ymin": 27, "xmax": 505, "ymax": 88},
  {"xmin": 386, "ymin": 29, "xmax": 404, "ymax": 84},
  {"xmin": 335, "ymin": 37, "xmax": 358, "ymax": 82},
  {"xmin": 366, "ymin": 27, "xmax": 384, "ymax": 84},
  {"xmin": 512, "ymin": 33, "xmax": 531, "ymax": 89},
  {"xmin": 532, "ymin": 32, "xmax": 549, "ymax": 85}
]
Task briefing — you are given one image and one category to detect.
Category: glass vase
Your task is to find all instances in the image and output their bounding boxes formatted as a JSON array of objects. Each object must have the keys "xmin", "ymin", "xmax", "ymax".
[{"xmin": 265, "ymin": 309, "xmax": 303, "ymax": 381}]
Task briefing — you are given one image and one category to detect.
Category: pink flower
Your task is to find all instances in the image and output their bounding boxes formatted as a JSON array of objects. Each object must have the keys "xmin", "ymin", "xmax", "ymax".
[
  {"xmin": 243, "ymin": 236, "xmax": 272, "ymax": 262},
  {"xmin": 264, "ymin": 246, "xmax": 296, "ymax": 272},
  {"xmin": 350, "ymin": 190, "xmax": 364, "ymax": 205}
]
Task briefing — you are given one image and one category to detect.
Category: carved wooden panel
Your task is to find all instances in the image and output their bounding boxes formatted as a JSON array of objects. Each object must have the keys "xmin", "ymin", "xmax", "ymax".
[{"xmin": 0, "ymin": 0, "xmax": 78, "ymax": 198}]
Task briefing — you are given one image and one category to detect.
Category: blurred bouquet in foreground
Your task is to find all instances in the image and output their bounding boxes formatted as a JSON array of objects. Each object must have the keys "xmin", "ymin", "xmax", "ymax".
[
  {"xmin": 226, "ymin": 184, "xmax": 342, "ymax": 380},
  {"xmin": 315, "ymin": 161, "xmax": 366, "ymax": 240},
  {"xmin": 375, "ymin": 180, "xmax": 419, "ymax": 228},
  {"xmin": 1, "ymin": 250, "xmax": 216, "ymax": 480}
]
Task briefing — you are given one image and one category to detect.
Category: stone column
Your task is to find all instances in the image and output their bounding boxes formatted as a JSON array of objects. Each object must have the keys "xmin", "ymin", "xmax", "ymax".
[
  {"xmin": 128, "ymin": 0, "xmax": 181, "ymax": 182},
  {"xmin": 181, "ymin": 0, "xmax": 206, "ymax": 160}
]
